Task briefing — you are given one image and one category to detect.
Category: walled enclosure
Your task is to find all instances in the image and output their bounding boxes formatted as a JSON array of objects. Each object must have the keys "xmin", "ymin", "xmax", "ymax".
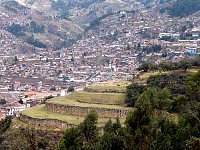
[{"xmin": 45, "ymin": 102, "xmax": 131, "ymax": 119}]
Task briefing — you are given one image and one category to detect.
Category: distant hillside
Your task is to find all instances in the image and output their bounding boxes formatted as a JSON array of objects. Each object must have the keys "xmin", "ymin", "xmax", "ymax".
[
  {"xmin": 13, "ymin": 0, "xmax": 137, "ymax": 28},
  {"xmin": 139, "ymin": 0, "xmax": 172, "ymax": 8},
  {"xmin": 161, "ymin": 0, "xmax": 200, "ymax": 17},
  {"xmin": 0, "ymin": 0, "xmax": 84, "ymax": 52}
]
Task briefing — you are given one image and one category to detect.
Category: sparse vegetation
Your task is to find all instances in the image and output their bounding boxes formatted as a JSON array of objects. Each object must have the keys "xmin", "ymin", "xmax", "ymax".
[
  {"xmin": 161, "ymin": 0, "xmax": 200, "ymax": 17},
  {"xmin": 7, "ymin": 23, "xmax": 25, "ymax": 37},
  {"xmin": 26, "ymin": 35, "xmax": 47, "ymax": 48},
  {"xmin": 0, "ymin": 116, "xmax": 12, "ymax": 134}
]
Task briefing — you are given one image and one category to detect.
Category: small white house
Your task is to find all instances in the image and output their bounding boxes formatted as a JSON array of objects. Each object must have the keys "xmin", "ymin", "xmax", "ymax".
[
  {"xmin": 60, "ymin": 89, "xmax": 66, "ymax": 96},
  {"xmin": 6, "ymin": 104, "xmax": 30, "ymax": 116}
]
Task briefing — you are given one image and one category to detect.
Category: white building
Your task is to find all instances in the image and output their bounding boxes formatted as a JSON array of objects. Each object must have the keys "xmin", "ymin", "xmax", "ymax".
[{"xmin": 6, "ymin": 104, "xmax": 30, "ymax": 116}]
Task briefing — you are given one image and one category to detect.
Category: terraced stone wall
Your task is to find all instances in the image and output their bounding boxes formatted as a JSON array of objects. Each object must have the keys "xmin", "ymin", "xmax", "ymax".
[
  {"xmin": 20, "ymin": 113, "xmax": 71, "ymax": 129},
  {"xmin": 84, "ymin": 87, "xmax": 126, "ymax": 93},
  {"xmin": 45, "ymin": 102, "xmax": 131, "ymax": 118}
]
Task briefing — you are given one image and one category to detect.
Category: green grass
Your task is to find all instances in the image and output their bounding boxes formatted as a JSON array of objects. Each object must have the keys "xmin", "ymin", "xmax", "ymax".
[
  {"xmin": 22, "ymin": 105, "xmax": 126, "ymax": 127},
  {"xmin": 66, "ymin": 91, "xmax": 126, "ymax": 105},
  {"xmin": 49, "ymin": 95, "xmax": 131, "ymax": 110},
  {"xmin": 84, "ymin": 79, "xmax": 131, "ymax": 93},
  {"xmin": 85, "ymin": 85, "xmax": 126, "ymax": 93},
  {"xmin": 23, "ymin": 105, "xmax": 179, "ymax": 128},
  {"xmin": 139, "ymin": 71, "xmax": 170, "ymax": 80}
]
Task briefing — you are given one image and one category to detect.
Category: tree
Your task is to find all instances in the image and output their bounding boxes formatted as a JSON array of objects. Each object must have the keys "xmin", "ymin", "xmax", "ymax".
[
  {"xmin": 59, "ymin": 110, "xmax": 99, "ymax": 150},
  {"xmin": 144, "ymin": 87, "xmax": 159, "ymax": 109},
  {"xmin": 187, "ymin": 137, "xmax": 200, "ymax": 150},
  {"xmin": 125, "ymin": 91, "xmax": 154, "ymax": 149},
  {"xmin": 79, "ymin": 110, "xmax": 99, "ymax": 142},
  {"xmin": 179, "ymin": 59, "xmax": 192, "ymax": 72},
  {"xmin": 138, "ymin": 63, "xmax": 151, "ymax": 72},
  {"xmin": 159, "ymin": 61, "xmax": 171, "ymax": 71},
  {"xmin": 152, "ymin": 119, "xmax": 178, "ymax": 150},
  {"xmin": 0, "ymin": 116, "xmax": 12, "ymax": 134},
  {"xmin": 59, "ymin": 127, "xmax": 82, "ymax": 150},
  {"xmin": 171, "ymin": 95, "xmax": 188, "ymax": 112},
  {"xmin": 157, "ymin": 88, "xmax": 172, "ymax": 109},
  {"xmin": 101, "ymin": 132, "xmax": 126, "ymax": 150},
  {"xmin": 113, "ymin": 117, "xmax": 122, "ymax": 134},
  {"xmin": 101, "ymin": 117, "xmax": 126, "ymax": 150},
  {"xmin": 104, "ymin": 118, "xmax": 113, "ymax": 133},
  {"xmin": 67, "ymin": 86, "xmax": 75, "ymax": 93},
  {"xmin": 125, "ymin": 83, "xmax": 145, "ymax": 107},
  {"xmin": 186, "ymin": 70, "xmax": 200, "ymax": 101}
]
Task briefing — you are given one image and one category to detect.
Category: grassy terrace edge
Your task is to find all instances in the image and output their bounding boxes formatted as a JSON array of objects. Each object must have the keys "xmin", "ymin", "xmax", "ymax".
[
  {"xmin": 48, "ymin": 96, "xmax": 131, "ymax": 110},
  {"xmin": 66, "ymin": 91, "xmax": 126, "ymax": 105},
  {"xmin": 22, "ymin": 104, "xmax": 126, "ymax": 127}
]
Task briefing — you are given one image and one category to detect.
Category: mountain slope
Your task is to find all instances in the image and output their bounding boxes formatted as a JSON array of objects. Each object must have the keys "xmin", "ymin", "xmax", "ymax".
[
  {"xmin": 0, "ymin": 0, "xmax": 84, "ymax": 53},
  {"xmin": 161, "ymin": 0, "xmax": 200, "ymax": 17}
]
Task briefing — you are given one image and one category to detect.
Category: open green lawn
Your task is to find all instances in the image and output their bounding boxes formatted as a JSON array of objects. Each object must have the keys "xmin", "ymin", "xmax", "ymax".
[
  {"xmin": 66, "ymin": 91, "xmax": 126, "ymax": 105},
  {"xmin": 49, "ymin": 96, "xmax": 131, "ymax": 110},
  {"xmin": 22, "ymin": 105, "xmax": 126, "ymax": 127}
]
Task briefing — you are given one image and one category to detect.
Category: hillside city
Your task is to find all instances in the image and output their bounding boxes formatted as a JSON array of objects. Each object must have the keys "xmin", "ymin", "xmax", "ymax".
[
  {"xmin": 1, "ymin": 0, "xmax": 200, "ymax": 149},
  {"xmin": 0, "ymin": 0, "xmax": 200, "ymax": 121}
]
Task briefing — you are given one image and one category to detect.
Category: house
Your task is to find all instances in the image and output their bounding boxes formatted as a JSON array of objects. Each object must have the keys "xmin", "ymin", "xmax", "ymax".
[
  {"xmin": 6, "ymin": 103, "xmax": 30, "ymax": 116},
  {"xmin": 186, "ymin": 47, "xmax": 198, "ymax": 55}
]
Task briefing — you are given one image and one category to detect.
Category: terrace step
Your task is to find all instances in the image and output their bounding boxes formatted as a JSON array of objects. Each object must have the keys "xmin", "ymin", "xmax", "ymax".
[
  {"xmin": 45, "ymin": 101, "xmax": 132, "ymax": 118},
  {"xmin": 22, "ymin": 104, "xmax": 126, "ymax": 127},
  {"xmin": 65, "ymin": 91, "xmax": 126, "ymax": 105}
]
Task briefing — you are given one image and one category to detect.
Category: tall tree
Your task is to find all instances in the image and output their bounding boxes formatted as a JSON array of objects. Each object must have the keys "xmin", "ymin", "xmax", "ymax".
[{"xmin": 126, "ymin": 91, "xmax": 153, "ymax": 149}]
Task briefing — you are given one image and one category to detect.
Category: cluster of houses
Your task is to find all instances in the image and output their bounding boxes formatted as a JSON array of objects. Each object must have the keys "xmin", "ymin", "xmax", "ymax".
[{"xmin": 1, "ymin": 2, "xmax": 200, "ymax": 121}]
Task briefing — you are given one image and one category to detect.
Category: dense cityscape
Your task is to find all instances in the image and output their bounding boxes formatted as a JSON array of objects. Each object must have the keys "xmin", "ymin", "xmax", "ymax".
[{"xmin": 1, "ymin": 0, "xmax": 200, "ymax": 149}]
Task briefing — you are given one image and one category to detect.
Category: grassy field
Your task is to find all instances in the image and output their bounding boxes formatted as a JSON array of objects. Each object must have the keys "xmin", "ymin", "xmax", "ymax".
[
  {"xmin": 66, "ymin": 91, "xmax": 126, "ymax": 105},
  {"xmin": 85, "ymin": 79, "xmax": 131, "ymax": 93},
  {"xmin": 48, "ymin": 96, "xmax": 131, "ymax": 110},
  {"xmin": 23, "ymin": 105, "xmax": 126, "ymax": 127},
  {"xmin": 138, "ymin": 71, "xmax": 170, "ymax": 80},
  {"xmin": 85, "ymin": 85, "xmax": 126, "ymax": 93}
]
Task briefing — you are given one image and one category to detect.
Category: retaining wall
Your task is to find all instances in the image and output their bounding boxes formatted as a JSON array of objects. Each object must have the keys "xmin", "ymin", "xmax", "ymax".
[
  {"xmin": 45, "ymin": 102, "xmax": 131, "ymax": 118},
  {"xmin": 84, "ymin": 87, "xmax": 126, "ymax": 93},
  {"xmin": 20, "ymin": 113, "xmax": 72, "ymax": 129}
]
